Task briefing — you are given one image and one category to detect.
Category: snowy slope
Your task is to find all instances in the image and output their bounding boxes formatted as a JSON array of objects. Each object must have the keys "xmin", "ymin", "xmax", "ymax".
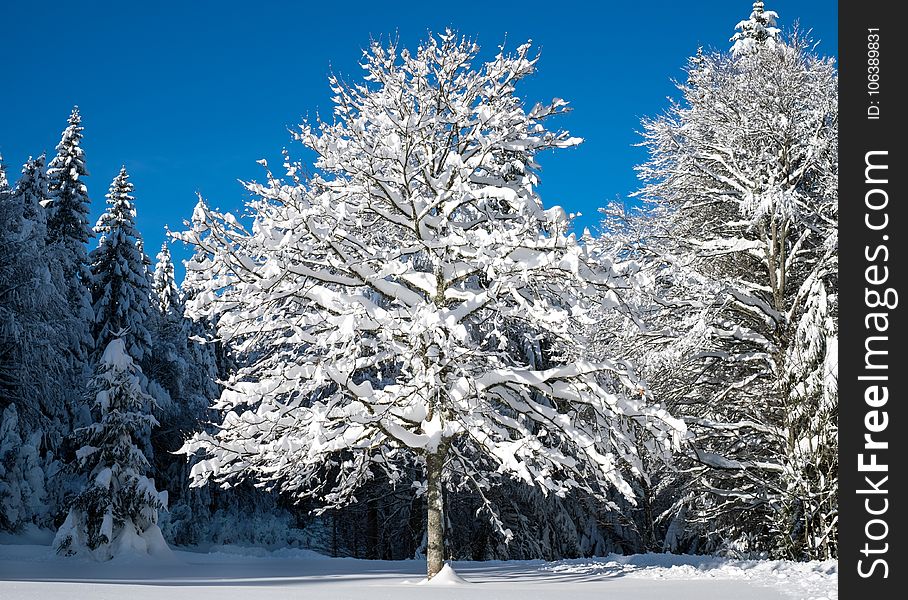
[{"xmin": 0, "ymin": 539, "xmax": 836, "ymax": 600}]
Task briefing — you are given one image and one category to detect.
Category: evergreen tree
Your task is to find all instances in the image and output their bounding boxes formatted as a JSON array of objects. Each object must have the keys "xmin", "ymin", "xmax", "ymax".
[
  {"xmin": 46, "ymin": 107, "xmax": 94, "ymax": 359},
  {"xmin": 153, "ymin": 243, "xmax": 182, "ymax": 317},
  {"xmin": 148, "ymin": 235, "xmax": 229, "ymax": 546},
  {"xmin": 0, "ymin": 156, "xmax": 73, "ymax": 532},
  {"xmin": 17, "ymin": 154, "xmax": 49, "ymax": 242},
  {"xmin": 6, "ymin": 156, "xmax": 73, "ymax": 432},
  {"xmin": 89, "ymin": 167, "xmax": 153, "ymax": 362},
  {"xmin": 0, "ymin": 154, "xmax": 8, "ymax": 191},
  {"xmin": 630, "ymin": 5, "xmax": 837, "ymax": 559},
  {"xmin": 148, "ymin": 242, "xmax": 187, "ymax": 404},
  {"xmin": 0, "ymin": 156, "xmax": 18, "ymax": 404},
  {"xmin": 731, "ymin": 2, "xmax": 780, "ymax": 54},
  {"xmin": 54, "ymin": 337, "xmax": 168, "ymax": 559},
  {"xmin": 147, "ymin": 241, "xmax": 191, "ymax": 499},
  {"xmin": 180, "ymin": 199, "xmax": 226, "ymax": 399}
]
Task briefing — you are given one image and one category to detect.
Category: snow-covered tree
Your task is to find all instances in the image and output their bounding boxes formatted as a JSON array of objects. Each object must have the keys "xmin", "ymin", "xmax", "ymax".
[
  {"xmin": 0, "ymin": 155, "xmax": 8, "ymax": 191},
  {"xmin": 89, "ymin": 167, "xmax": 154, "ymax": 362},
  {"xmin": 149, "ymin": 233, "xmax": 225, "ymax": 423},
  {"xmin": 17, "ymin": 155, "xmax": 49, "ymax": 243},
  {"xmin": 0, "ymin": 155, "xmax": 74, "ymax": 532},
  {"xmin": 147, "ymin": 242, "xmax": 187, "ymax": 407},
  {"xmin": 179, "ymin": 32, "xmax": 685, "ymax": 578},
  {"xmin": 147, "ymin": 241, "xmax": 195, "ymax": 507},
  {"xmin": 630, "ymin": 6, "xmax": 837, "ymax": 559},
  {"xmin": 179, "ymin": 198, "xmax": 228, "ymax": 391},
  {"xmin": 0, "ymin": 156, "xmax": 19, "ymax": 405},
  {"xmin": 46, "ymin": 106, "xmax": 94, "ymax": 360},
  {"xmin": 0, "ymin": 404, "xmax": 49, "ymax": 531},
  {"xmin": 731, "ymin": 1, "xmax": 780, "ymax": 55},
  {"xmin": 5, "ymin": 156, "xmax": 72, "ymax": 427},
  {"xmin": 153, "ymin": 243, "xmax": 182, "ymax": 317},
  {"xmin": 54, "ymin": 337, "xmax": 168, "ymax": 560},
  {"xmin": 587, "ymin": 203, "xmax": 720, "ymax": 553},
  {"xmin": 178, "ymin": 220, "xmax": 224, "ymax": 408}
]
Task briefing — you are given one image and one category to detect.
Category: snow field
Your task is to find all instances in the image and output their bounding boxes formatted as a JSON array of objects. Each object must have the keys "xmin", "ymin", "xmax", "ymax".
[{"xmin": 0, "ymin": 541, "xmax": 836, "ymax": 600}]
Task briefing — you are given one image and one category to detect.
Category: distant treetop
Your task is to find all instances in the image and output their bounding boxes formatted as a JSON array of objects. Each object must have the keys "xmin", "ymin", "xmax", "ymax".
[{"xmin": 730, "ymin": 1, "xmax": 780, "ymax": 54}]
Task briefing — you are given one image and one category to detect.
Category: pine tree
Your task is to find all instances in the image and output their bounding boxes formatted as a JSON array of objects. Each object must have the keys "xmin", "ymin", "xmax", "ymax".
[
  {"xmin": 172, "ymin": 206, "xmax": 224, "ymax": 418},
  {"xmin": 1, "ymin": 159, "xmax": 33, "ymax": 529},
  {"xmin": 6, "ymin": 156, "xmax": 73, "ymax": 432},
  {"xmin": 46, "ymin": 107, "xmax": 94, "ymax": 359},
  {"xmin": 0, "ymin": 155, "xmax": 8, "ymax": 192},
  {"xmin": 148, "ymin": 242, "xmax": 187, "ymax": 406},
  {"xmin": 89, "ymin": 167, "xmax": 153, "ymax": 362},
  {"xmin": 0, "ymin": 156, "xmax": 75, "ymax": 532},
  {"xmin": 147, "ymin": 241, "xmax": 191, "ymax": 504},
  {"xmin": 0, "ymin": 156, "xmax": 19, "ymax": 404},
  {"xmin": 153, "ymin": 243, "xmax": 182, "ymax": 317},
  {"xmin": 54, "ymin": 337, "xmax": 168, "ymax": 559},
  {"xmin": 17, "ymin": 155, "xmax": 49, "ymax": 242},
  {"xmin": 179, "ymin": 197, "xmax": 228, "ymax": 404},
  {"xmin": 731, "ymin": 2, "xmax": 780, "ymax": 54}
]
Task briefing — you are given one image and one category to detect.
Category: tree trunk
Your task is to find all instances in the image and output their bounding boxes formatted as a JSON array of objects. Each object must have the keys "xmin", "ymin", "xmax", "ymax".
[{"xmin": 426, "ymin": 442, "xmax": 448, "ymax": 578}]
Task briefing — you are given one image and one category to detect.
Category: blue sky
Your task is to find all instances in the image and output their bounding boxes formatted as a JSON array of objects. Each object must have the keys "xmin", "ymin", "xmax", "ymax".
[{"xmin": 0, "ymin": 1, "xmax": 836, "ymax": 281}]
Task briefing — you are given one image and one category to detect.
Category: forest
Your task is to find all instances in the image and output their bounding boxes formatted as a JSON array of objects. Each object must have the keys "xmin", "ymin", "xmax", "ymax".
[{"xmin": 0, "ymin": 2, "xmax": 837, "ymax": 580}]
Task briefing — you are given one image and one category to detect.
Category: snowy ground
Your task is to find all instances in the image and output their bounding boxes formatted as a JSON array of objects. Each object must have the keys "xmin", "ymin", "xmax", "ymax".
[{"xmin": 0, "ymin": 532, "xmax": 837, "ymax": 600}]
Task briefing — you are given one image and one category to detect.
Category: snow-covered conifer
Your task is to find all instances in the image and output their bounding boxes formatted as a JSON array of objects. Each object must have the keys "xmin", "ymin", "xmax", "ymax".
[
  {"xmin": 89, "ymin": 167, "xmax": 154, "ymax": 362},
  {"xmin": 3, "ymin": 156, "xmax": 73, "ymax": 428},
  {"xmin": 148, "ymin": 240, "xmax": 189, "ymax": 408},
  {"xmin": 46, "ymin": 107, "xmax": 94, "ymax": 357},
  {"xmin": 731, "ymin": 2, "xmax": 780, "ymax": 54},
  {"xmin": 179, "ymin": 32, "xmax": 685, "ymax": 578},
  {"xmin": 0, "ymin": 155, "xmax": 74, "ymax": 532},
  {"xmin": 16, "ymin": 155, "xmax": 50, "ymax": 243},
  {"xmin": 630, "ymin": 7, "xmax": 837, "ymax": 559},
  {"xmin": 0, "ymin": 158, "xmax": 21, "ymax": 404},
  {"xmin": 174, "ymin": 203, "xmax": 223, "ymax": 414},
  {"xmin": 153, "ymin": 243, "xmax": 182, "ymax": 317},
  {"xmin": 0, "ymin": 155, "xmax": 8, "ymax": 192},
  {"xmin": 54, "ymin": 337, "xmax": 168, "ymax": 560}
]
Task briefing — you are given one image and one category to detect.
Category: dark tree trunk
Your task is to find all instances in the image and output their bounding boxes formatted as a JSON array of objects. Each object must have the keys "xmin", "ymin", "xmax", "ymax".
[{"xmin": 426, "ymin": 441, "xmax": 449, "ymax": 578}]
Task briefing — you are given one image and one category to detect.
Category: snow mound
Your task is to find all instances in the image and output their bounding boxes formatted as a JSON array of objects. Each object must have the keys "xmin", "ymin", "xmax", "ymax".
[
  {"xmin": 109, "ymin": 523, "xmax": 175, "ymax": 562},
  {"xmin": 418, "ymin": 563, "xmax": 470, "ymax": 585}
]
